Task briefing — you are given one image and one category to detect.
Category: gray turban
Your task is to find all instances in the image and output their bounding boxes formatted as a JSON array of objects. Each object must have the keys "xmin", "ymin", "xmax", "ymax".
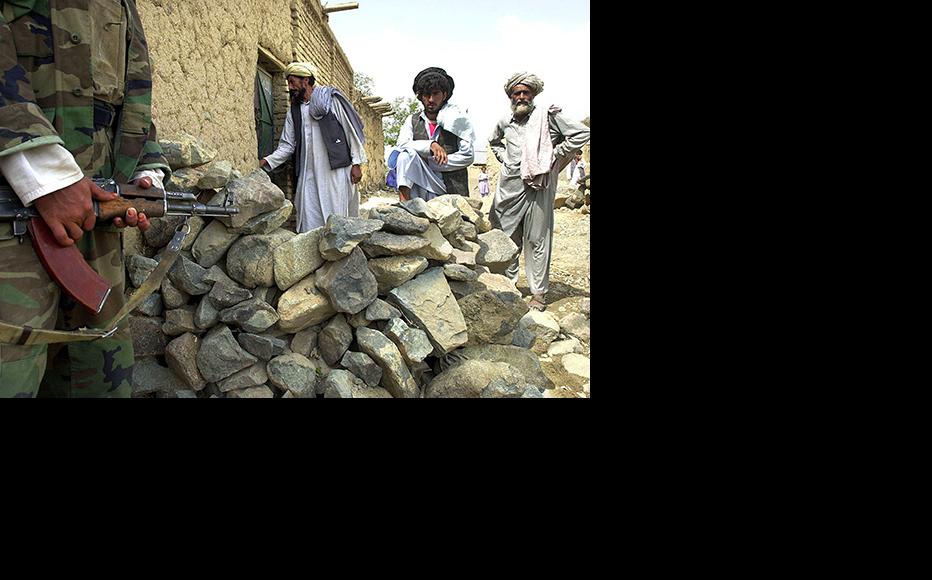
[{"xmin": 504, "ymin": 72, "xmax": 544, "ymax": 96}]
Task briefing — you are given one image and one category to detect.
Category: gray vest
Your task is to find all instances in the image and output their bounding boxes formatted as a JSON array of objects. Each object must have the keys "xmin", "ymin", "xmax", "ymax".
[
  {"xmin": 291, "ymin": 103, "xmax": 352, "ymax": 181},
  {"xmin": 411, "ymin": 114, "xmax": 469, "ymax": 195}
]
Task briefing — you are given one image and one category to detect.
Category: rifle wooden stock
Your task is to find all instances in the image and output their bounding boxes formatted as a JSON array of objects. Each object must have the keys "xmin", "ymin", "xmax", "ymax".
[
  {"xmin": 96, "ymin": 197, "xmax": 166, "ymax": 221},
  {"xmin": 26, "ymin": 218, "xmax": 111, "ymax": 315}
]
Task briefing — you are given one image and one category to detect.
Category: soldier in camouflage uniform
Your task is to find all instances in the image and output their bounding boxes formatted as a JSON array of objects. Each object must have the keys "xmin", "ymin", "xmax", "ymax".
[{"xmin": 0, "ymin": 0, "xmax": 170, "ymax": 397}]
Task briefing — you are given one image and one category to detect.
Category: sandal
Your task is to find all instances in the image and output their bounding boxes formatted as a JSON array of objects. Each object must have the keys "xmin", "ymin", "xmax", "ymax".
[{"xmin": 528, "ymin": 294, "xmax": 547, "ymax": 312}]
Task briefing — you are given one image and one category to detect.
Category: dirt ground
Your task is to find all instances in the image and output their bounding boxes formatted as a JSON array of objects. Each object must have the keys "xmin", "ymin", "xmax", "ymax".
[{"xmin": 362, "ymin": 170, "xmax": 591, "ymax": 397}]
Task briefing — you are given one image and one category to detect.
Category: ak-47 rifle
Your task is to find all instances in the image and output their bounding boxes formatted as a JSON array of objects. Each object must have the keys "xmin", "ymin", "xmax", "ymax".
[{"xmin": 0, "ymin": 178, "xmax": 238, "ymax": 315}]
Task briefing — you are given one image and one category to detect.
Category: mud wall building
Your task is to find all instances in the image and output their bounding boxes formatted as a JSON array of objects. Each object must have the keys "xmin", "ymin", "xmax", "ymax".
[{"xmin": 136, "ymin": 0, "xmax": 386, "ymax": 196}]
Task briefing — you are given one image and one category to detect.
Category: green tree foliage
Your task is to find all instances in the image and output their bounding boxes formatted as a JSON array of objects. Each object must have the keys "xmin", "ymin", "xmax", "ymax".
[
  {"xmin": 354, "ymin": 72, "xmax": 374, "ymax": 97},
  {"xmin": 383, "ymin": 97, "xmax": 421, "ymax": 146}
]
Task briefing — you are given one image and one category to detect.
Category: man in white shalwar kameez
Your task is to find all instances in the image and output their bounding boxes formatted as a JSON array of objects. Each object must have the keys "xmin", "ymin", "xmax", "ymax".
[
  {"xmin": 489, "ymin": 72, "xmax": 590, "ymax": 311},
  {"xmin": 260, "ymin": 62, "xmax": 367, "ymax": 233}
]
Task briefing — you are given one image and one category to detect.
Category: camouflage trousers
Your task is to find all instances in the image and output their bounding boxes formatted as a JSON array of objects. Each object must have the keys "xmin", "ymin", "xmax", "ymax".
[{"xmin": 0, "ymin": 224, "xmax": 133, "ymax": 397}]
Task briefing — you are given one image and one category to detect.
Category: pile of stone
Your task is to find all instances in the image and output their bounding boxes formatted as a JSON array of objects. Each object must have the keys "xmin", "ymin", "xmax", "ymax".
[
  {"xmin": 554, "ymin": 182, "xmax": 590, "ymax": 214},
  {"xmin": 125, "ymin": 135, "xmax": 559, "ymax": 398}
]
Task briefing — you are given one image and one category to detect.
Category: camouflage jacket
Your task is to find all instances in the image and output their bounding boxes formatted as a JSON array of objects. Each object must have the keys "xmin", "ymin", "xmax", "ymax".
[{"xmin": 0, "ymin": 0, "xmax": 168, "ymax": 182}]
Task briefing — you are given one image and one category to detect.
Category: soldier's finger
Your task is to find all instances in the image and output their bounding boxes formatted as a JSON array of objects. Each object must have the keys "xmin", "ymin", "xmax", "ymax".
[
  {"xmin": 124, "ymin": 208, "xmax": 139, "ymax": 227},
  {"xmin": 113, "ymin": 217, "xmax": 125, "ymax": 228},
  {"xmin": 65, "ymin": 221, "xmax": 84, "ymax": 243},
  {"xmin": 135, "ymin": 176, "xmax": 153, "ymax": 189},
  {"xmin": 48, "ymin": 221, "xmax": 74, "ymax": 247},
  {"xmin": 82, "ymin": 212, "xmax": 96, "ymax": 232},
  {"xmin": 137, "ymin": 213, "xmax": 150, "ymax": 232},
  {"xmin": 90, "ymin": 179, "xmax": 117, "ymax": 201}
]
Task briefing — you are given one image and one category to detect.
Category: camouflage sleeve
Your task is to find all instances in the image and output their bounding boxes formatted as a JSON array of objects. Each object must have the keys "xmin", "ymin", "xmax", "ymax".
[
  {"xmin": 0, "ymin": 6, "xmax": 65, "ymax": 158},
  {"xmin": 134, "ymin": 119, "xmax": 171, "ymax": 177}
]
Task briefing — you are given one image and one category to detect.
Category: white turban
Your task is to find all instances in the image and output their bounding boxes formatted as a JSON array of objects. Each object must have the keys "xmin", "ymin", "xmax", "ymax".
[
  {"xmin": 286, "ymin": 62, "xmax": 319, "ymax": 79},
  {"xmin": 504, "ymin": 72, "xmax": 544, "ymax": 96}
]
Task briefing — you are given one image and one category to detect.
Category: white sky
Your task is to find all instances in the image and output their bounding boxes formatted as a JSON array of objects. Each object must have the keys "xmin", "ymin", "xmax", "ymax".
[{"xmin": 326, "ymin": 0, "xmax": 590, "ymax": 145}]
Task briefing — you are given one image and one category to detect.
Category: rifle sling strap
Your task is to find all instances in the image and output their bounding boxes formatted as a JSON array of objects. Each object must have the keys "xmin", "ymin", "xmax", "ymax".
[{"xmin": 0, "ymin": 223, "xmax": 189, "ymax": 346}]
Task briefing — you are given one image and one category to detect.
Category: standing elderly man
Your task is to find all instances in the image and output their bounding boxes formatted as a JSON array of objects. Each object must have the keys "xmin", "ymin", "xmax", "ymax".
[
  {"xmin": 489, "ymin": 72, "xmax": 590, "ymax": 312},
  {"xmin": 260, "ymin": 62, "xmax": 367, "ymax": 232},
  {"xmin": 391, "ymin": 67, "xmax": 475, "ymax": 201},
  {"xmin": 0, "ymin": 0, "xmax": 169, "ymax": 398}
]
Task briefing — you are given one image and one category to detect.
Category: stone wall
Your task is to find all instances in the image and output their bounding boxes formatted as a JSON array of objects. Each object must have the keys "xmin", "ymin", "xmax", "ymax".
[{"xmin": 136, "ymin": 0, "xmax": 385, "ymax": 193}]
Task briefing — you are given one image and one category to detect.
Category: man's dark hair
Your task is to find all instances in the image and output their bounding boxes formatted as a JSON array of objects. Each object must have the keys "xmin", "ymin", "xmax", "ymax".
[{"xmin": 413, "ymin": 67, "xmax": 454, "ymax": 101}]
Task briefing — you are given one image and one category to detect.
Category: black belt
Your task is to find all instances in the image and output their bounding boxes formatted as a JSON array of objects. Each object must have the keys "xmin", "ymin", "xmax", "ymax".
[{"xmin": 93, "ymin": 100, "xmax": 118, "ymax": 130}]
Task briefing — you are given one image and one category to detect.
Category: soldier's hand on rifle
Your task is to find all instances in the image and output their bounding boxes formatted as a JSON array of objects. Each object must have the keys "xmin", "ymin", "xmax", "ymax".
[
  {"xmin": 112, "ymin": 176, "xmax": 152, "ymax": 232},
  {"xmin": 34, "ymin": 177, "xmax": 118, "ymax": 247}
]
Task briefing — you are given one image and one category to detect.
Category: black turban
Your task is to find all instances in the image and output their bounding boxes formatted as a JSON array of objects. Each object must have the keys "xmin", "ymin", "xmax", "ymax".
[{"xmin": 412, "ymin": 67, "xmax": 455, "ymax": 100}]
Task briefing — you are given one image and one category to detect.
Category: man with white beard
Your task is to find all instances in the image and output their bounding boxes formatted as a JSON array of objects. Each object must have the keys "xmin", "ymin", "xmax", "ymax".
[
  {"xmin": 260, "ymin": 62, "xmax": 367, "ymax": 232},
  {"xmin": 489, "ymin": 72, "xmax": 590, "ymax": 312}
]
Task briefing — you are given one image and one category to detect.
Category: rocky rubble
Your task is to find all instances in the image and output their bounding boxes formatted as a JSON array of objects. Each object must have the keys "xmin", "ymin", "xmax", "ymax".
[{"xmin": 125, "ymin": 135, "xmax": 586, "ymax": 398}]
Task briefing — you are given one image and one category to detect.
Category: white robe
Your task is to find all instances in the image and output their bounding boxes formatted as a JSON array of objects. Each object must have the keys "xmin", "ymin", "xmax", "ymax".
[{"xmin": 264, "ymin": 99, "xmax": 366, "ymax": 233}]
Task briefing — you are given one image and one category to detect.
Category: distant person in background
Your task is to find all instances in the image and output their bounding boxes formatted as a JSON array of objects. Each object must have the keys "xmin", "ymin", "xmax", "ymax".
[
  {"xmin": 565, "ymin": 154, "xmax": 577, "ymax": 184},
  {"xmin": 489, "ymin": 72, "xmax": 590, "ymax": 312},
  {"xmin": 392, "ymin": 67, "xmax": 475, "ymax": 201},
  {"xmin": 478, "ymin": 165, "xmax": 490, "ymax": 197},
  {"xmin": 260, "ymin": 62, "xmax": 367, "ymax": 232}
]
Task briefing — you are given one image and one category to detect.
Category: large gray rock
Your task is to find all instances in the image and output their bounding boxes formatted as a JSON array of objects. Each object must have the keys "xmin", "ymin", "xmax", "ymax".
[
  {"xmin": 368, "ymin": 205, "xmax": 431, "ymax": 235},
  {"xmin": 267, "ymin": 353, "xmax": 317, "ymax": 398},
  {"xmin": 511, "ymin": 310, "xmax": 561, "ymax": 354},
  {"xmin": 196, "ymin": 324, "xmax": 259, "ymax": 383},
  {"xmin": 196, "ymin": 159, "xmax": 234, "ymax": 189},
  {"xmin": 226, "ymin": 229, "xmax": 295, "ymax": 288},
  {"xmin": 477, "ymin": 273, "xmax": 522, "ymax": 301},
  {"xmin": 367, "ymin": 255, "xmax": 429, "ymax": 295},
  {"xmin": 162, "ymin": 306, "xmax": 199, "ymax": 336},
  {"xmin": 160, "ymin": 278, "xmax": 189, "ymax": 309},
  {"xmin": 365, "ymin": 299, "xmax": 402, "ymax": 322},
  {"xmin": 132, "ymin": 292, "xmax": 163, "ymax": 317},
  {"xmin": 217, "ymin": 363, "xmax": 269, "ymax": 392},
  {"xmin": 126, "ymin": 254, "xmax": 158, "ymax": 289},
  {"xmin": 476, "ymin": 229, "xmax": 520, "ymax": 272},
  {"xmin": 219, "ymin": 298, "xmax": 279, "ymax": 333},
  {"xmin": 290, "ymin": 328, "xmax": 318, "ymax": 358},
  {"xmin": 220, "ymin": 169, "xmax": 287, "ymax": 230},
  {"xmin": 413, "ymin": 223, "xmax": 454, "ymax": 261},
  {"xmin": 191, "ymin": 220, "xmax": 241, "ymax": 268},
  {"xmin": 130, "ymin": 315, "xmax": 167, "ymax": 357},
  {"xmin": 450, "ymin": 242, "xmax": 479, "ymax": 266},
  {"xmin": 273, "ymin": 227, "xmax": 324, "ymax": 291},
  {"xmin": 144, "ymin": 215, "xmax": 186, "ymax": 250},
  {"xmin": 436, "ymin": 194, "xmax": 481, "ymax": 223},
  {"xmin": 382, "ymin": 317, "xmax": 433, "ymax": 365},
  {"xmin": 165, "ymin": 332, "xmax": 206, "ymax": 391},
  {"xmin": 131, "ymin": 357, "xmax": 188, "ymax": 397},
  {"xmin": 194, "ymin": 295, "xmax": 220, "ymax": 330},
  {"xmin": 207, "ymin": 279, "xmax": 252, "ymax": 309},
  {"xmin": 388, "ymin": 267, "xmax": 468, "ymax": 356},
  {"xmin": 340, "ymin": 351, "xmax": 383, "ymax": 387},
  {"xmin": 360, "ymin": 231, "xmax": 430, "ymax": 258},
  {"xmin": 314, "ymin": 246, "xmax": 378, "ymax": 315},
  {"xmin": 458, "ymin": 344, "xmax": 553, "ymax": 390},
  {"xmin": 277, "ymin": 274, "xmax": 337, "ymax": 333},
  {"xmin": 474, "ymin": 213, "xmax": 493, "ymax": 234},
  {"xmin": 159, "ymin": 133, "xmax": 217, "ymax": 170},
  {"xmin": 318, "ymin": 215, "xmax": 384, "ymax": 261},
  {"xmin": 425, "ymin": 360, "xmax": 529, "ymax": 398},
  {"xmin": 355, "ymin": 327, "xmax": 419, "ymax": 398},
  {"xmin": 399, "ymin": 198, "xmax": 431, "ymax": 219},
  {"xmin": 426, "ymin": 198, "xmax": 462, "ymax": 236},
  {"xmin": 458, "ymin": 289, "xmax": 529, "ymax": 346},
  {"xmin": 321, "ymin": 369, "xmax": 366, "ymax": 398},
  {"xmin": 443, "ymin": 263, "xmax": 478, "ymax": 282},
  {"xmin": 560, "ymin": 312, "xmax": 590, "ymax": 343},
  {"xmin": 237, "ymin": 333, "xmax": 289, "ymax": 361},
  {"xmin": 168, "ymin": 256, "xmax": 211, "ymax": 296},
  {"xmin": 229, "ymin": 199, "xmax": 293, "ymax": 235},
  {"xmin": 318, "ymin": 314, "xmax": 354, "ymax": 366}
]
